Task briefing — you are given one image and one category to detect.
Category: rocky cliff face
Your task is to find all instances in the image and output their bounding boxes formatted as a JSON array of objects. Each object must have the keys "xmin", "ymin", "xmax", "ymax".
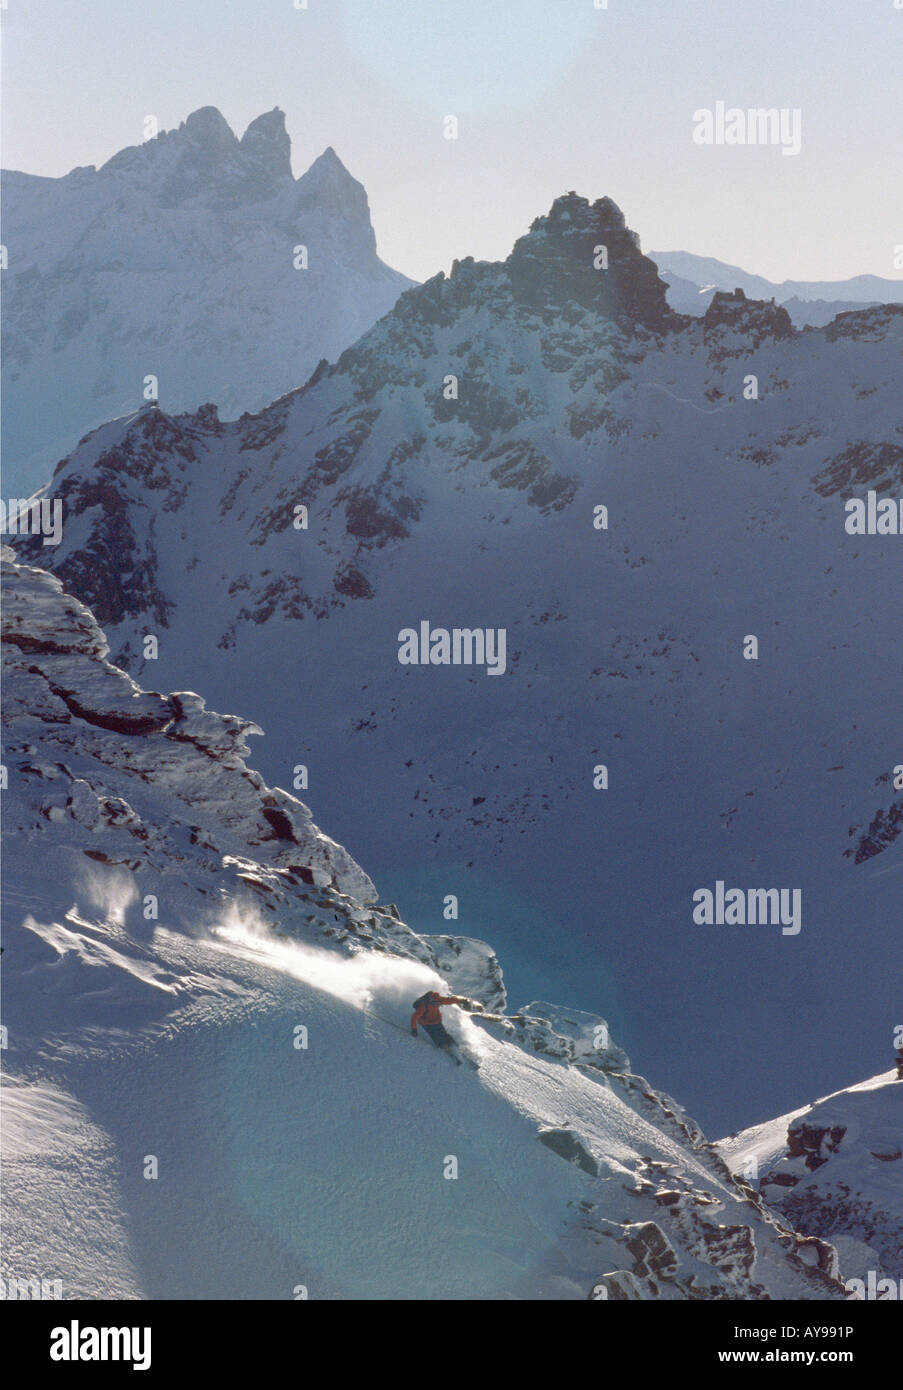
[{"xmin": 506, "ymin": 193, "xmax": 674, "ymax": 328}]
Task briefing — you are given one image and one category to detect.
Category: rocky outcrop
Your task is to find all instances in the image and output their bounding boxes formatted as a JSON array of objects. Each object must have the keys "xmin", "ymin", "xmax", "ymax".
[
  {"xmin": 506, "ymin": 194, "xmax": 674, "ymax": 330},
  {"xmin": 813, "ymin": 441, "xmax": 903, "ymax": 497},
  {"xmin": 847, "ymin": 800, "xmax": 903, "ymax": 864},
  {"xmin": 824, "ymin": 303, "xmax": 903, "ymax": 341},
  {"xmin": 784, "ymin": 1117, "xmax": 848, "ymax": 1171},
  {"xmin": 426, "ymin": 936, "xmax": 506, "ymax": 1014},
  {"xmin": 703, "ymin": 287, "xmax": 793, "ymax": 358},
  {"xmin": 723, "ymin": 1076, "xmax": 903, "ymax": 1281},
  {"xmin": 583, "ymin": 1157, "xmax": 842, "ymax": 1301},
  {"xmin": 538, "ymin": 1127, "xmax": 600, "ymax": 1176},
  {"xmin": 475, "ymin": 999, "xmax": 630, "ymax": 1073}
]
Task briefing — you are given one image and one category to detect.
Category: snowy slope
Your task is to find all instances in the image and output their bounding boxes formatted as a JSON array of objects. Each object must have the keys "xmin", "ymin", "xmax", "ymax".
[
  {"xmin": 0, "ymin": 548, "xmax": 846, "ymax": 1300},
  {"xmin": 649, "ymin": 250, "xmax": 903, "ymax": 324},
  {"xmin": 1, "ymin": 107, "xmax": 414, "ymax": 495},
  {"xmin": 718, "ymin": 1074, "xmax": 903, "ymax": 1282},
  {"xmin": 16, "ymin": 193, "xmax": 903, "ymax": 1135}
]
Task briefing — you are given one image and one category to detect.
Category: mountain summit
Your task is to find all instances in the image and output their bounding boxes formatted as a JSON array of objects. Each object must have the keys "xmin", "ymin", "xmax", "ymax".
[
  {"xmin": 238, "ymin": 107, "xmax": 294, "ymax": 179},
  {"xmin": 100, "ymin": 105, "xmax": 295, "ymax": 205},
  {"xmin": 1, "ymin": 108, "xmax": 415, "ymax": 494},
  {"xmin": 506, "ymin": 193, "xmax": 671, "ymax": 327}
]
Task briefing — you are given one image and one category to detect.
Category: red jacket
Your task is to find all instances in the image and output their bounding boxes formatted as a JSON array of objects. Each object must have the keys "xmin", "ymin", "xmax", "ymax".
[{"xmin": 411, "ymin": 995, "xmax": 464, "ymax": 1030}]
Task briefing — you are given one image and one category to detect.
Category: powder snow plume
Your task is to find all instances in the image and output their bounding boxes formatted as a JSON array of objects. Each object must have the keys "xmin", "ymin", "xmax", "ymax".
[
  {"xmin": 78, "ymin": 865, "xmax": 140, "ymax": 929},
  {"xmin": 207, "ymin": 902, "xmax": 475, "ymax": 1034}
]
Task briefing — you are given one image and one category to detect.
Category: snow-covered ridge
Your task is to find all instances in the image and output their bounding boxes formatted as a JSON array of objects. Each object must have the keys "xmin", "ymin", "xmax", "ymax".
[
  {"xmin": 1, "ymin": 551, "xmax": 850, "ymax": 1299},
  {"xmin": 1, "ymin": 106, "xmax": 415, "ymax": 495},
  {"xmin": 718, "ymin": 1073, "xmax": 903, "ymax": 1282},
  {"xmin": 0, "ymin": 543, "xmax": 500, "ymax": 983}
]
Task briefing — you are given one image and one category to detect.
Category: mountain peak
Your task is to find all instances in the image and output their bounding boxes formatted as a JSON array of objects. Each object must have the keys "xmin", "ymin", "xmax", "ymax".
[
  {"xmin": 242, "ymin": 106, "xmax": 287, "ymax": 138},
  {"xmin": 301, "ymin": 145, "xmax": 357, "ymax": 185},
  {"xmin": 293, "ymin": 147, "xmax": 376, "ymax": 252},
  {"xmin": 99, "ymin": 106, "xmax": 294, "ymax": 205},
  {"xmin": 506, "ymin": 192, "xmax": 672, "ymax": 328},
  {"xmin": 181, "ymin": 106, "xmax": 237, "ymax": 150},
  {"xmin": 240, "ymin": 107, "xmax": 292, "ymax": 181}
]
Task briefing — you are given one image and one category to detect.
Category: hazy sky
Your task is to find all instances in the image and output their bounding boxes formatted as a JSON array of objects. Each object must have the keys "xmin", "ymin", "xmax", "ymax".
[{"xmin": 2, "ymin": 0, "xmax": 901, "ymax": 284}]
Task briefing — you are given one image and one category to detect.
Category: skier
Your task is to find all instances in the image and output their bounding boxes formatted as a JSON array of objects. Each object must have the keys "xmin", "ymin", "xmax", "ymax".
[
  {"xmin": 896, "ymin": 1047, "xmax": 903, "ymax": 1081},
  {"xmin": 410, "ymin": 991, "xmax": 470, "ymax": 1060}
]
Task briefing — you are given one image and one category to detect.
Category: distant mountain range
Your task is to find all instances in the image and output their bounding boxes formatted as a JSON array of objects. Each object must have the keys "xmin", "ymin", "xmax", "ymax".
[
  {"xmin": 1, "ymin": 106, "xmax": 414, "ymax": 495},
  {"xmin": 5, "ymin": 106, "xmax": 899, "ymax": 498},
  {"xmin": 650, "ymin": 250, "xmax": 903, "ymax": 326}
]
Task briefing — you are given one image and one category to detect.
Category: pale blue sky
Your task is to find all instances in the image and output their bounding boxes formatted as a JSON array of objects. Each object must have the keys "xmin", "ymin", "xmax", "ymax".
[{"xmin": 2, "ymin": 0, "xmax": 901, "ymax": 283}]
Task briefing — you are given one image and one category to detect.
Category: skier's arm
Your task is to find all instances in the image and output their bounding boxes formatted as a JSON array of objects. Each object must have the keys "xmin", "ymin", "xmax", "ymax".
[{"xmin": 410, "ymin": 1004, "xmax": 425, "ymax": 1033}]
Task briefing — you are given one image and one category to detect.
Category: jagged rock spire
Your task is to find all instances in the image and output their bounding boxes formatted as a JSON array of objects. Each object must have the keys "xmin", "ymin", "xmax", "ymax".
[{"xmin": 506, "ymin": 192, "xmax": 672, "ymax": 328}]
